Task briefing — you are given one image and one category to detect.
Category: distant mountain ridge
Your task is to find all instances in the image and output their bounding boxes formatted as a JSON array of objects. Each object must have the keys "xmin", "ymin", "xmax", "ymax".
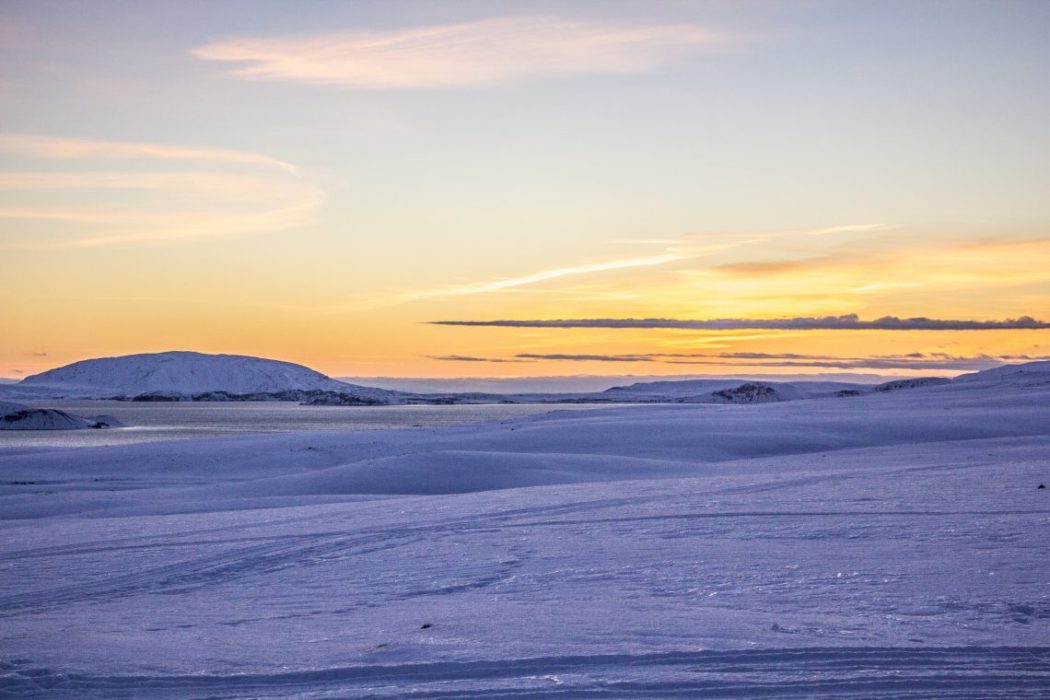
[
  {"xmin": 954, "ymin": 360, "xmax": 1050, "ymax": 385},
  {"xmin": 5, "ymin": 351, "xmax": 1048, "ymax": 406}
]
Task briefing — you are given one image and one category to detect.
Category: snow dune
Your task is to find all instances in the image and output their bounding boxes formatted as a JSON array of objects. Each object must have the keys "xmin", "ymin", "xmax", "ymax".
[{"xmin": 1, "ymin": 362, "xmax": 1049, "ymax": 696}]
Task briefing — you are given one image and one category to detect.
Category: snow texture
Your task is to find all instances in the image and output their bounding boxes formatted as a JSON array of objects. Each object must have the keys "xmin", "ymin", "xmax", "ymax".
[{"xmin": 1, "ymin": 361, "xmax": 1049, "ymax": 697}]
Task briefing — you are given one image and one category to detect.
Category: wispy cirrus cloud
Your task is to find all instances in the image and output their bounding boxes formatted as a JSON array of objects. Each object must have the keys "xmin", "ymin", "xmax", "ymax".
[
  {"xmin": 0, "ymin": 171, "xmax": 295, "ymax": 193},
  {"xmin": 392, "ymin": 224, "xmax": 885, "ymax": 304},
  {"xmin": 705, "ymin": 235, "xmax": 1050, "ymax": 297},
  {"xmin": 804, "ymin": 224, "xmax": 894, "ymax": 237},
  {"xmin": 715, "ymin": 259, "xmax": 818, "ymax": 276},
  {"xmin": 432, "ymin": 314, "xmax": 1050, "ymax": 331},
  {"xmin": 56, "ymin": 198, "xmax": 321, "ymax": 248},
  {"xmin": 410, "ymin": 253, "xmax": 690, "ymax": 300},
  {"xmin": 0, "ymin": 134, "xmax": 299, "ymax": 175},
  {"xmin": 849, "ymin": 281, "xmax": 924, "ymax": 294},
  {"xmin": 192, "ymin": 16, "xmax": 727, "ymax": 90},
  {"xmin": 0, "ymin": 134, "xmax": 320, "ymax": 248}
]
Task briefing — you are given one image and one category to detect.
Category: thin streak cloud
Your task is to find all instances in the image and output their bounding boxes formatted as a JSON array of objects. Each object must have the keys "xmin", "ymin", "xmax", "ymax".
[
  {"xmin": 805, "ymin": 224, "xmax": 893, "ymax": 236},
  {"xmin": 849, "ymin": 281, "xmax": 924, "ymax": 293},
  {"xmin": 361, "ymin": 223, "xmax": 887, "ymax": 309},
  {"xmin": 62, "ymin": 197, "xmax": 323, "ymax": 248},
  {"xmin": 432, "ymin": 314, "xmax": 1050, "ymax": 331},
  {"xmin": 517, "ymin": 353, "xmax": 653, "ymax": 363},
  {"xmin": 410, "ymin": 253, "xmax": 689, "ymax": 299},
  {"xmin": 192, "ymin": 16, "xmax": 726, "ymax": 89},
  {"xmin": 0, "ymin": 171, "xmax": 295, "ymax": 194},
  {"xmin": 0, "ymin": 136, "xmax": 320, "ymax": 249},
  {"xmin": 427, "ymin": 355, "xmax": 532, "ymax": 363},
  {"xmin": 0, "ymin": 134, "xmax": 299, "ymax": 175}
]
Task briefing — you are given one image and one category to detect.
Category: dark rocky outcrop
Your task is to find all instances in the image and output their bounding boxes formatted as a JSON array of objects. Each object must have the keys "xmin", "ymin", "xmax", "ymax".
[
  {"xmin": 711, "ymin": 383, "xmax": 782, "ymax": 403},
  {"xmin": 874, "ymin": 377, "xmax": 951, "ymax": 392}
]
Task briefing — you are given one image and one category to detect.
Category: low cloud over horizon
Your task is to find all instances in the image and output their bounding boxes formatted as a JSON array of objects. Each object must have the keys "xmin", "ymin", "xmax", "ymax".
[
  {"xmin": 432, "ymin": 314, "xmax": 1050, "ymax": 331},
  {"xmin": 433, "ymin": 350, "xmax": 1050, "ymax": 372},
  {"xmin": 426, "ymin": 355, "xmax": 532, "ymax": 363}
]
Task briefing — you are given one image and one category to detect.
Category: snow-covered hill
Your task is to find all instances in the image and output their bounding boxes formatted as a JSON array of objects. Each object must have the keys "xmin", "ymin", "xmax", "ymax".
[
  {"xmin": 599, "ymin": 378, "xmax": 865, "ymax": 403},
  {"xmin": 12, "ymin": 351, "xmax": 395, "ymax": 401},
  {"xmin": 954, "ymin": 359, "xmax": 1050, "ymax": 387},
  {"xmin": 595, "ymin": 363, "xmax": 1045, "ymax": 404},
  {"xmin": 0, "ymin": 400, "xmax": 122, "ymax": 431}
]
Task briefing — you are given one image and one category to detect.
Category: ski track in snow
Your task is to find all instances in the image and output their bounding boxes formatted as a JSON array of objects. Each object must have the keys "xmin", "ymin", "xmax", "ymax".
[
  {"xmin": 2, "ymin": 367, "xmax": 1050, "ymax": 697},
  {"xmin": 5, "ymin": 647, "xmax": 1050, "ymax": 698}
]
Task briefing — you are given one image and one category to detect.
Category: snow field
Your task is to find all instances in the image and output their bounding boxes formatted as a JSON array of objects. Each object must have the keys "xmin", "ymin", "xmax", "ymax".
[{"xmin": 2, "ymin": 368, "xmax": 1049, "ymax": 697}]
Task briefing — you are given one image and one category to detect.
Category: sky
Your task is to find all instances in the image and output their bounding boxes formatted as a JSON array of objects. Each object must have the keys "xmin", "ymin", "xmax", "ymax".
[{"xmin": 2, "ymin": 0, "xmax": 1050, "ymax": 379}]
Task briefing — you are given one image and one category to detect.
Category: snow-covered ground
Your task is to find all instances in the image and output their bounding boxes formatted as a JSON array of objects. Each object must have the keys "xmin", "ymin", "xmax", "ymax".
[{"xmin": 1, "ymin": 364, "xmax": 1049, "ymax": 697}]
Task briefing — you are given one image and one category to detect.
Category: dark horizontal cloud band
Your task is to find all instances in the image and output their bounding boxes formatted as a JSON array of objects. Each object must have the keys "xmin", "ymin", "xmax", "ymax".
[
  {"xmin": 426, "ymin": 354, "xmax": 531, "ymax": 363},
  {"xmin": 431, "ymin": 351, "xmax": 1050, "ymax": 371},
  {"xmin": 432, "ymin": 314, "xmax": 1049, "ymax": 331}
]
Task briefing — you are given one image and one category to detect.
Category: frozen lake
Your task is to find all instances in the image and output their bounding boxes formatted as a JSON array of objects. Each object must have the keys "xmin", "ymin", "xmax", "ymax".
[{"xmin": 0, "ymin": 401, "xmax": 622, "ymax": 449}]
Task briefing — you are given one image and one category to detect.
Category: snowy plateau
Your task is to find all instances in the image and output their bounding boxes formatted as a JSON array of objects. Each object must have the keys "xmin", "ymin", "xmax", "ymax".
[{"xmin": 2, "ymin": 362, "xmax": 1050, "ymax": 697}]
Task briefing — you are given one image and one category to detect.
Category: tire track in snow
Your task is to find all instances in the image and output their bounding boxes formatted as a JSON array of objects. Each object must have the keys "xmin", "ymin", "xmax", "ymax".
[
  {"xmin": 0, "ymin": 500, "xmax": 558, "ymax": 616},
  {"xmin": 0, "ymin": 495, "xmax": 646, "ymax": 616},
  {"xmin": 0, "ymin": 530, "xmax": 424, "ymax": 616},
  {"xmin": 501, "ymin": 509, "xmax": 1050, "ymax": 530},
  {"xmin": 4, "ymin": 502, "xmax": 1046, "ymax": 617}
]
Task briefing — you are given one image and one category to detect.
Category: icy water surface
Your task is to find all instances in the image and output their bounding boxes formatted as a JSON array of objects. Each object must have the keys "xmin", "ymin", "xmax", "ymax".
[{"xmin": 0, "ymin": 401, "xmax": 617, "ymax": 448}]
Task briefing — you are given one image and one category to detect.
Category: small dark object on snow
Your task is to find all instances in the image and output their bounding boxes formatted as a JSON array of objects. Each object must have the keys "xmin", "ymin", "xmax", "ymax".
[
  {"xmin": 1039, "ymin": 484, "xmax": 1046, "ymax": 489},
  {"xmin": 420, "ymin": 622, "xmax": 433, "ymax": 629}
]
